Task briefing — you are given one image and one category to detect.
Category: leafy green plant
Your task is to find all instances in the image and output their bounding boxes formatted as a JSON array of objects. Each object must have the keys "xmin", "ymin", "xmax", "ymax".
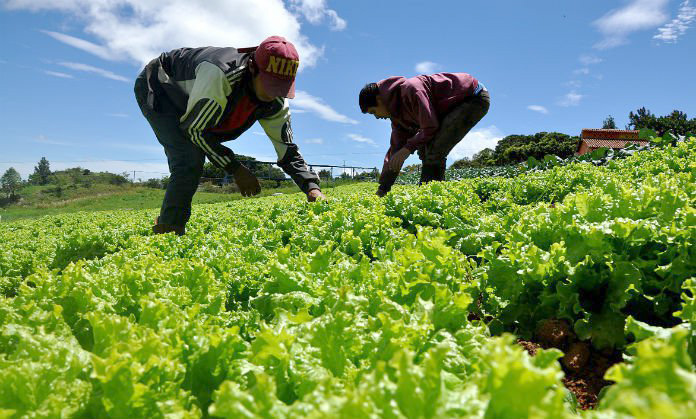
[{"xmin": 0, "ymin": 138, "xmax": 694, "ymax": 418}]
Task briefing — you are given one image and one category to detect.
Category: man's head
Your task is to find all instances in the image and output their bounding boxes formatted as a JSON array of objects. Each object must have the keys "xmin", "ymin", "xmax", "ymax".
[
  {"xmin": 359, "ymin": 83, "xmax": 390, "ymax": 119},
  {"xmin": 251, "ymin": 36, "xmax": 299, "ymax": 101}
]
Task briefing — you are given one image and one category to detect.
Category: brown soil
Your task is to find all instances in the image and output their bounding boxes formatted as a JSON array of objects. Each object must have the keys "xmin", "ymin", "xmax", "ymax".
[
  {"xmin": 516, "ymin": 337, "xmax": 621, "ymax": 410},
  {"xmin": 561, "ymin": 342, "xmax": 591, "ymax": 373},
  {"xmin": 516, "ymin": 338, "xmax": 542, "ymax": 356},
  {"xmin": 561, "ymin": 349, "xmax": 621, "ymax": 410},
  {"xmin": 535, "ymin": 318, "xmax": 574, "ymax": 348}
]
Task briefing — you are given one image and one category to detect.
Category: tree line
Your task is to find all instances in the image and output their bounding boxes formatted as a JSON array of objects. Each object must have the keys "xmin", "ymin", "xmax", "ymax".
[
  {"xmin": 3, "ymin": 106, "xmax": 693, "ymax": 198},
  {"xmin": 452, "ymin": 107, "xmax": 695, "ymax": 169},
  {"xmin": 1, "ymin": 157, "xmax": 133, "ymax": 204},
  {"xmin": 1, "ymin": 153, "xmax": 278, "ymax": 200},
  {"xmin": 1, "ymin": 155, "xmax": 378, "ymax": 205}
]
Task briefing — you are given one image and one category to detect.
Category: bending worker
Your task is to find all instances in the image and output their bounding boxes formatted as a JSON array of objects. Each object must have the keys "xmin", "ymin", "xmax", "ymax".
[
  {"xmin": 359, "ymin": 72, "xmax": 490, "ymax": 196},
  {"xmin": 135, "ymin": 36, "xmax": 324, "ymax": 235}
]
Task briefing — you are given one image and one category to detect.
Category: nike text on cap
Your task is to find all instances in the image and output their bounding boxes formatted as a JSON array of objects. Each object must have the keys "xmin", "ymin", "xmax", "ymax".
[{"xmin": 253, "ymin": 36, "xmax": 299, "ymax": 99}]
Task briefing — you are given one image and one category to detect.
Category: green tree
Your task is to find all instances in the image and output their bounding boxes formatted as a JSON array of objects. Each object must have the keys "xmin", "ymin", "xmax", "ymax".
[
  {"xmin": 318, "ymin": 169, "xmax": 332, "ymax": 180},
  {"xmin": 253, "ymin": 163, "xmax": 285, "ymax": 180},
  {"xmin": 659, "ymin": 110, "xmax": 694, "ymax": 136},
  {"xmin": 202, "ymin": 155, "xmax": 285, "ymax": 181},
  {"xmin": 202, "ymin": 162, "xmax": 226, "ymax": 180},
  {"xmin": 28, "ymin": 157, "xmax": 51, "ymax": 185},
  {"xmin": 354, "ymin": 169, "xmax": 378, "ymax": 181},
  {"xmin": 627, "ymin": 107, "xmax": 696, "ymax": 136},
  {"xmin": 472, "ymin": 148, "xmax": 496, "ymax": 166},
  {"xmin": 627, "ymin": 107, "xmax": 658, "ymax": 131},
  {"xmin": 109, "ymin": 172, "xmax": 130, "ymax": 185},
  {"xmin": 143, "ymin": 178, "xmax": 166, "ymax": 189},
  {"xmin": 402, "ymin": 163, "xmax": 422, "ymax": 174},
  {"xmin": 602, "ymin": 115, "xmax": 617, "ymax": 129},
  {"xmin": 450, "ymin": 156, "xmax": 474, "ymax": 170},
  {"xmin": 1, "ymin": 167, "xmax": 22, "ymax": 198},
  {"xmin": 494, "ymin": 132, "xmax": 578, "ymax": 165}
]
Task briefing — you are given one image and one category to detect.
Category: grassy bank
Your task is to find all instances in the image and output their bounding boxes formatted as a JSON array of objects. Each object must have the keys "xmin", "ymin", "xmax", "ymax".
[{"xmin": 0, "ymin": 180, "xmax": 371, "ymax": 223}]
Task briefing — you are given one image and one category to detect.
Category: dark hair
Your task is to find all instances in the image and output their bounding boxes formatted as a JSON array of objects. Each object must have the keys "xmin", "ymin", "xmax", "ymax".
[{"xmin": 359, "ymin": 83, "xmax": 379, "ymax": 113}]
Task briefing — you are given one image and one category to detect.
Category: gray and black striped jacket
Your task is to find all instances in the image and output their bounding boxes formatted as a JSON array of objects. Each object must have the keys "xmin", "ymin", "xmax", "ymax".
[{"xmin": 143, "ymin": 46, "xmax": 319, "ymax": 193}]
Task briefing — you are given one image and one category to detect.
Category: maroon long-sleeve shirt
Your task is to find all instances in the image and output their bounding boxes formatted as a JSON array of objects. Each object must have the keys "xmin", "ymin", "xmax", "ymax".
[{"xmin": 378, "ymin": 73, "xmax": 481, "ymax": 162}]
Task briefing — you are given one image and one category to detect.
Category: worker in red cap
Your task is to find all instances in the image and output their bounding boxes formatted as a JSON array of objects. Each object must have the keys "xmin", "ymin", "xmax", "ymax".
[{"xmin": 134, "ymin": 36, "xmax": 324, "ymax": 235}]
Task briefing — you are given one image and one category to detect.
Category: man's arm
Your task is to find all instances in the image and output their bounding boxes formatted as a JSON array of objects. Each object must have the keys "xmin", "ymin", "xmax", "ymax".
[
  {"xmin": 179, "ymin": 61, "xmax": 242, "ymax": 173},
  {"xmin": 259, "ymin": 98, "xmax": 321, "ymax": 193}
]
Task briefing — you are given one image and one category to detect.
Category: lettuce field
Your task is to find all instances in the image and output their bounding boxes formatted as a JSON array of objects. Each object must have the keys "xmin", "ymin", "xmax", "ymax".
[{"xmin": 1, "ymin": 139, "xmax": 695, "ymax": 418}]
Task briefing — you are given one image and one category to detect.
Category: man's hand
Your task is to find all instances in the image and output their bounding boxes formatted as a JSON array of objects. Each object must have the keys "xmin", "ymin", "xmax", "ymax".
[
  {"xmin": 233, "ymin": 165, "xmax": 261, "ymax": 197},
  {"xmin": 307, "ymin": 188, "xmax": 325, "ymax": 202},
  {"xmin": 386, "ymin": 147, "xmax": 411, "ymax": 172}
]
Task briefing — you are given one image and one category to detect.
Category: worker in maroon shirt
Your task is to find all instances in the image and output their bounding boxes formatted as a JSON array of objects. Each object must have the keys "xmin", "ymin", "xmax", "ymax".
[{"xmin": 359, "ymin": 73, "xmax": 490, "ymax": 196}]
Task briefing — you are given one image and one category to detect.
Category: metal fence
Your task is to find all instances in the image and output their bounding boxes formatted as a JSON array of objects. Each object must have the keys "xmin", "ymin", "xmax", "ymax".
[{"xmin": 202, "ymin": 159, "xmax": 379, "ymax": 186}]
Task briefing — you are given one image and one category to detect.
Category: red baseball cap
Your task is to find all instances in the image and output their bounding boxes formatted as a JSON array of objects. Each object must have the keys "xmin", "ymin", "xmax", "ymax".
[{"xmin": 251, "ymin": 36, "xmax": 299, "ymax": 99}]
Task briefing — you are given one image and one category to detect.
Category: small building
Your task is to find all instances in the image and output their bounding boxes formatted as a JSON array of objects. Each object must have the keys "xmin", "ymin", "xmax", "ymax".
[{"xmin": 576, "ymin": 129, "xmax": 649, "ymax": 156}]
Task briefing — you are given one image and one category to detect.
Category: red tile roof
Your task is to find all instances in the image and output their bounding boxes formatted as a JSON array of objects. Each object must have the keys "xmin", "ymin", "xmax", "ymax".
[
  {"xmin": 581, "ymin": 129, "xmax": 640, "ymax": 140},
  {"xmin": 581, "ymin": 139, "xmax": 649, "ymax": 149}
]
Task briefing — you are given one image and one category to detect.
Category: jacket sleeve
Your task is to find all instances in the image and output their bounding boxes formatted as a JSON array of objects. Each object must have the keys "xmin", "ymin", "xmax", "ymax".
[
  {"xmin": 384, "ymin": 122, "xmax": 410, "ymax": 163},
  {"xmin": 259, "ymin": 98, "xmax": 320, "ymax": 193},
  {"xmin": 179, "ymin": 61, "xmax": 242, "ymax": 173},
  {"xmin": 402, "ymin": 84, "xmax": 440, "ymax": 152},
  {"xmin": 378, "ymin": 122, "xmax": 410, "ymax": 192}
]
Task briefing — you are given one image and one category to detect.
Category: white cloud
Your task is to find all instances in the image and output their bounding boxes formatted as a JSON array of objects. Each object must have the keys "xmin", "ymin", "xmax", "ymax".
[
  {"xmin": 527, "ymin": 105, "xmax": 549, "ymax": 114},
  {"xmin": 447, "ymin": 126, "xmax": 505, "ymax": 162},
  {"xmin": 30, "ymin": 134, "xmax": 159, "ymax": 154},
  {"xmin": 290, "ymin": 0, "xmax": 346, "ymax": 31},
  {"xmin": 559, "ymin": 91, "xmax": 584, "ymax": 107},
  {"xmin": 33, "ymin": 134, "xmax": 76, "ymax": 146},
  {"xmin": 346, "ymin": 133, "xmax": 376, "ymax": 146},
  {"xmin": 565, "ymin": 80, "xmax": 582, "ymax": 89},
  {"xmin": 304, "ymin": 138, "xmax": 324, "ymax": 144},
  {"xmin": 654, "ymin": 0, "xmax": 696, "ymax": 43},
  {"xmin": 415, "ymin": 61, "xmax": 440, "ymax": 74},
  {"xmin": 5, "ymin": 0, "xmax": 323, "ymax": 67},
  {"xmin": 579, "ymin": 54, "xmax": 603, "ymax": 66},
  {"xmin": 59, "ymin": 61, "xmax": 129, "ymax": 82},
  {"xmin": 41, "ymin": 30, "xmax": 115, "ymax": 60},
  {"xmin": 573, "ymin": 54, "xmax": 602, "ymax": 76},
  {"xmin": 293, "ymin": 90, "xmax": 358, "ymax": 124},
  {"xmin": 44, "ymin": 70, "xmax": 74, "ymax": 78},
  {"xmin": 594, "ymin": 0, "xmax": 670, "ymax": 49}
]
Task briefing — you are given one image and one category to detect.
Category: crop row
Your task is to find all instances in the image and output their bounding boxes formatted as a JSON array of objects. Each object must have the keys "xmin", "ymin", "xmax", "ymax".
[{"xmin": 0, "ymin": 139, "xmax": 694, "ymax": 418}]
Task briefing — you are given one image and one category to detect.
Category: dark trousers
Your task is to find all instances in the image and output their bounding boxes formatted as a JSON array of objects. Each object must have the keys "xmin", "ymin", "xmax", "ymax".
[
  {"xmin": 417, "ymin": 90, "xmax": 490, "ymax": 182},
  {"xmin": 134, "ymin": 70, "xmax": 205, "ymax": 226}
]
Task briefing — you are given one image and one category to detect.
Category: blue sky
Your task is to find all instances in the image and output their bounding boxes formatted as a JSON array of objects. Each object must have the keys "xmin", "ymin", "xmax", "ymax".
[{"xmin": 1, "ymin": 0, "xmax": 695, "ymax": 180}]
